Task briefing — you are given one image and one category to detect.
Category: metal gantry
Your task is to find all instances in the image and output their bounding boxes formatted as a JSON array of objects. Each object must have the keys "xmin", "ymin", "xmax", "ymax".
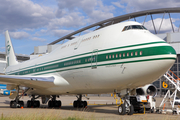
[{"xmin": 48, "ymin": 7, "xmax": 180, "ymax": 45}]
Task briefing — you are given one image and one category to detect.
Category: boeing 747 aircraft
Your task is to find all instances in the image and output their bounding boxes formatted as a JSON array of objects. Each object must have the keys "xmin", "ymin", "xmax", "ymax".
[{"xmin": 0, "ymin": 21, "xmax": 176, "ymax": 115}]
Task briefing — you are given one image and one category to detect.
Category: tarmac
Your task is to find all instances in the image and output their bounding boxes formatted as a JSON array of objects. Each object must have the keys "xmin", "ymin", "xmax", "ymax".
[{"xmin": 0, "ymin": 96, "xmax": 180, "ymax": 120}]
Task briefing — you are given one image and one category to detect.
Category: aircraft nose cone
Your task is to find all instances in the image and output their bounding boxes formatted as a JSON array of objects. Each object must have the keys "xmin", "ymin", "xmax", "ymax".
[
  {"xmin": 135, "ymin": 43, "xmax": 176, "ymax": 86},
  {"xmin": 152, "ymin": 44, "xmax": 176, "ymax": 78}
]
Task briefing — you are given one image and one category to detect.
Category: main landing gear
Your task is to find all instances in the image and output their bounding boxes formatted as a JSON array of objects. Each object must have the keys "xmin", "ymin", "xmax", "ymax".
[
  {"xmin": 27, "ymin": 95, "xmax": 40, "ymax": 108},
  {"xmin": 9, "ymin": 86, "xmax": 40, "ymax": 108},
  {"xmin": 48, "ymin": 95, "xmax": 61, "ymax": 108},
  {"xmin": 73, "ymin": 95, "xmax": 87, "ymax": 108},
  {"xmin": 117, "ymin": 93, "xmax": 134, "ymax": 115},
  {"xmin": 10, "ymin": 86, "xmax": 24, "ymax": 108}
]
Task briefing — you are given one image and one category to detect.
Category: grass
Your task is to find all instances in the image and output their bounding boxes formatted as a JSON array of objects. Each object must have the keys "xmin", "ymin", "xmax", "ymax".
[
  {"xmin": 0, "ymin": 108, "xmax": 180, "ymax": 120},
  {"xmin": 1, "ymin": 112, "xmax": 180, "ymax": 120},
  {"xmin": 0, "ymin": 112, "xmax": 85, "ymax": 120}
]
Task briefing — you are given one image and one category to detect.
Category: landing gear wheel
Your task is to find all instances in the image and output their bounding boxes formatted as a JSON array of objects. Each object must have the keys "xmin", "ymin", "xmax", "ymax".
[
  {"xmin": 77, "ymin": 101, "xmax": 82, "ymax": 108},
  {"xmin": 83, "ymin": 101, "xmax": 87, "ymax": 108},
  {"xmin": 10, "ymin": 101, "xmax": 13, "ymax": 108},
  {"xmin": 34, "ymin": 101, "xmax": 40, "ymax": 108},
  {"xmin": 118, "ymin": 104, "xmax": 126, "ymax": 115},
  {"xmin": 10, "ymin": 101, "xmax": 17, "ymax": 108},
  {"xmin": 27, "ymin": 100, "xmax": 32, "ymax": 108},
  {"xmin": 18, "ymin": 101, "xmax": 24, "ymax": 108},
  {"xmin": 48, "ymin": 100, "xmax": 62, "ymax": 108},
  {"xmin": 73, "ymin": 100, "xmax": 87, "ymax": 108},
  {"xmin": 27, "ymin": 100, "xmax": 40, "ymax": 108},
  {"xmin": 73, "ymin": 101, "xmax": 77, "ymax": 108},
  {"xmin": 128, "ymin": 105, "xmax": 134, "ymax": 115},
  {"xmin": 151, "ymin": 107, "xmax": 154, "ymax": 113},
  {"xmin": 48, "ymin": 101, "xmax": 52, "ymax": 108},
  {"xmin": 10, "ymin": 100, "xmax": 24, "ymax": 108},
  {"xmin": 55, "ymin": 100, "xmax": 61, "ymax": 108}
]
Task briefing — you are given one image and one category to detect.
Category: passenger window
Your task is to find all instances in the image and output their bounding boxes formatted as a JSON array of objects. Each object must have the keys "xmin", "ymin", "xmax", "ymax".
[
  {"xmin": 112, "ymin": 55, "xmax": 114, "ymax": 58},
  {"xmin": 123, "ymin": 53, "xmax": 125, "ymax": 57},
  {"xmin": 106, "ymin": 55, "xmax": 108, "ymax": 59},
  {"xmin": 135, "ymin": 52, "xmax": 137, "ymax": 56},
  {"xmin": 127, "ymin": 53, "xmax": 129, "ymax": 57},
  {"xmin": 119, "ymin": 53, "xmax": 121, "ymax": 57},
  {"xmin": 116, "ymin": 54, "xmax": 118, "ymax": 58},
  {"xmin": 140, "ymin": 51, "xmax": 142, "ymax": 55},
  {"xmin": 109, "ymin": 55, "xmax": 111, "ymax": 59},
  {"xmin": 131, "ymin": 52, "xmax": 133, "ymax": 56}
]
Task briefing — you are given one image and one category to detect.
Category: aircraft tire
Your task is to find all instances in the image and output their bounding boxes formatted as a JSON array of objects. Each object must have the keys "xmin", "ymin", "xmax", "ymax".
[
  {"xmin": 83, "ymin": 101, "xmax": 87, "ymax": 108},
  {"xmin": 73, "ymin": 101, "xmax": 77, "ymax": 108},
  {"xmin": 151, "ymin": 107, "xmax": 155, "ymax": 113},
  {"xmin": 77, "ymin": 101, "xmax": 83, "ymax": 108},
  {"xmin": 55, "ymin": 100, "xmax": 61, "ymax": 108},
  {"xmin": 18, "ymin": 101, "xmax": 24, "ymax": 108},
  {"xmin": 34, "ymin": 101, "xmax": 40, "ymax": 108},
  {"xmin": 48, "ymin": 101, "xmax": 53, "ymax": 108},
  {"xmin": 128, "ymin": 105, "xmax": 134, "ymax": 115},
  {"xmin": 118, "ymin": 104, "xmax": 126, "ymax": 115},
  {"xmin": 27, "ymin": 100, "xmax": 31, "ymax": 108},
  {"xmin": 10, "ymin": 101, "xmax": 13, "ymax": 108}
]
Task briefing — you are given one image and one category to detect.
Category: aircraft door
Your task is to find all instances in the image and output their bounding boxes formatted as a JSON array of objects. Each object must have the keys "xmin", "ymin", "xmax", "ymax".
[
  {"xmin": 74, "ymin": 37, "xmax": 83, "ymax": 50},
  {"xmin": 91, "ymin": 49, "xmax": 98, "ymax": 69}
]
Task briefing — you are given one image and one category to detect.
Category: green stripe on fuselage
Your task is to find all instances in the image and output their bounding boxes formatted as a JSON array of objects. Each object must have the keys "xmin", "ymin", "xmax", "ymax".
[{"xmin": 7, "ymin": 45, "xmax": 176, "ymax": 75}]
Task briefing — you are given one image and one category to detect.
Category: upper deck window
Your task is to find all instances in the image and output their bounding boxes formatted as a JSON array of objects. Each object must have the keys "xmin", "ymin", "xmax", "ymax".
[{"xmin": 122, "ymin": 25, "xmax": 147, "ymax": 32}]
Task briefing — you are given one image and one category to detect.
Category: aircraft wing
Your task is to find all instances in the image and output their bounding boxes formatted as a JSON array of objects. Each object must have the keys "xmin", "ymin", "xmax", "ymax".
[{"xmin": 0, "ymin": 75, "xmax": 55, "ymax": 89}]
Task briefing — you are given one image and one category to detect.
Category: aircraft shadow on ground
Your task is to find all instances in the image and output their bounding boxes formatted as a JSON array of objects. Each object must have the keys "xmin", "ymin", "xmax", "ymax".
[
  {"xmin": 61, "ymin": 105, "xmax": 118, "ymax": 115},
  {"xmin": 0, "ymin": 103, "xmax": 119, "ymax": 115}
]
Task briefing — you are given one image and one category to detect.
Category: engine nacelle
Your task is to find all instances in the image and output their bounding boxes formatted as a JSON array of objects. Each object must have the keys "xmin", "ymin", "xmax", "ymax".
[{"xmin": 136, "ymin": 84, "xmax": 157, "ymax": 96}]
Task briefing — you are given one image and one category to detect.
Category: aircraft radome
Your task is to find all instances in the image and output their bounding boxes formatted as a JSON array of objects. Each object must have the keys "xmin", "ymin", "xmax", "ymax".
[{"xmin": 0, "ymin": 21, "xmax": 176, "ymax": 115}]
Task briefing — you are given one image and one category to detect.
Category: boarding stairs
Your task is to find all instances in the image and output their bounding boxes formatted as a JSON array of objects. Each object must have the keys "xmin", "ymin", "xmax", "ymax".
[
  {"xmin": 159, "ymin": 70, "xmax": 180, "ymax": 113},
  {"xmin": 163, "ymin": 70, "xmax": 180, "ymax": 92}
]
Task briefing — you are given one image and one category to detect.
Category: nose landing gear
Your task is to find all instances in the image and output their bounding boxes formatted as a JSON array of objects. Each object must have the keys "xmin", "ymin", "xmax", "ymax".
[
  {"xmin": 115, "ymin": 90, "xmax": 134, "ymax": 115},
  {"xmin": 118, "ymin": 99, "xmax": 134, "ymax": 115}
]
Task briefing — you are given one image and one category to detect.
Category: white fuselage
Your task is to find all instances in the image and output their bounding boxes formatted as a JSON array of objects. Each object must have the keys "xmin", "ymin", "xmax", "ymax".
[{"xmin": 5, "ymin": 21, "xmax": 176, "ymax": 95}]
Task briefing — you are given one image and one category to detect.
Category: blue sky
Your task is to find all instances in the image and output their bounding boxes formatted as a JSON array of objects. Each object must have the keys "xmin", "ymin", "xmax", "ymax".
[{"xmin": 0, "ymin": 0, "xmax": 180, "ymax": 55}]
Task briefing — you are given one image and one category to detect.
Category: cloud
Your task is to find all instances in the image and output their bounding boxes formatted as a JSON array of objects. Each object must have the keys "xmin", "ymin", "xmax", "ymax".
[
  {"xmin": 143, "ymin": 18, "xmax": 179, "ymax": 33},
  {"xmin": 0, "ymin": 47, "xmax": 5, "ymax": 51},
  {"xmin": 0, "ymin": 0, "xmax": 55, "ymax": 32},
  {"xmin": 48, "ymin": 12, "xmax": 86, "ymax": 29},
  {"xmin": 39, "ymin": 0, "xmax": 115, "ymax": 40},
  {"xmin": 119, "ymin": 0, "xmax": 180, "ymax": 12},
  {"xmin": 56, "ymin": 0, "xmax": 114, "ymax": 25},
  {"xmin": 9, "ymin": 31, "xmax": 30, "ymax": 40},
  {"xmin": 112, "ymin": 2, "xmax": 125, "ymax": 8},
  {"xmin": 52, "ymin": 29, "xmax": 74, "ymax": 37},
  {"xmin": 32, "ymin": 37, "xmax": 46, "ymax": 42}
]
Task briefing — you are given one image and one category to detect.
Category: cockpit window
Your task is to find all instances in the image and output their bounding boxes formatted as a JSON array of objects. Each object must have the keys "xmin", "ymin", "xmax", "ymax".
[
  {"xmin": 122, "ymin": 25, "xmax": 147, "ymax": 32},
  {"xmin": 142, "ymin": 26, "xmax": 147, "ymax": 30}
]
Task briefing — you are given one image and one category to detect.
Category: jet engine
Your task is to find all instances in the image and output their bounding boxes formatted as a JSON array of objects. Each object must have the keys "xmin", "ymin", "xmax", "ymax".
[{"xmin": 136, "ymin": 84, "xmax": 157, "ymax": 96}]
